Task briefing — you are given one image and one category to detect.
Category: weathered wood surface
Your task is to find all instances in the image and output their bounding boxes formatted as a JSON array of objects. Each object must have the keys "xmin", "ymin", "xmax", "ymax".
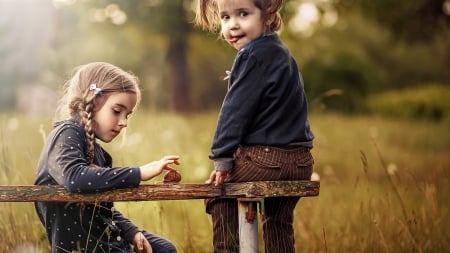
[{"xmin": 0, "ymin": 181, "xmax": 319, "ymax": 202}]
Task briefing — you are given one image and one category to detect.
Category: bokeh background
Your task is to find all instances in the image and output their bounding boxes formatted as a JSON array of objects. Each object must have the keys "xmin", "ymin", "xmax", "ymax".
[
  {"xmin": 1, "ymin": 0, "xmax": 449, "ymax": 116},
  {"xmin": 0, "ymin": 0, "xmax": 449, "ymax": 252}
]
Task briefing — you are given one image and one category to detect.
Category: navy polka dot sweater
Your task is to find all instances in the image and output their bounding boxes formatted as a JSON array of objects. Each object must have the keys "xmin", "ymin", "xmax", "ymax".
[{"xmin": 34, "ymin": 119, "xmax": 141, "ymax": 252}]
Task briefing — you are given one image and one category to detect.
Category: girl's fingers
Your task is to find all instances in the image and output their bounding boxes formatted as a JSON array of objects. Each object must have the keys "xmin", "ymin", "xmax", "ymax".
[
  {"xmin": 164, "ymin": 161, "xmax": 179, "ymax": 168},
  {"xmin": 161, "ymin": 156, "xmax": 180, "ymax": 165},
  {"xmin": 163, "ymin": 166, "xmax": 176, "ymax": 172},
  {"xmin": 163, "ymin": 155, "xmax": 180, "ymax": 160}
]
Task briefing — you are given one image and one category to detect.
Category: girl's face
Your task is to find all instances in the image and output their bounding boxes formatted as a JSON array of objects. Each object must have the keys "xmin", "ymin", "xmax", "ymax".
[
  {"xmin": 93, "ymin": 92, "xmax": 137, "ymax": 143},
  {"xmin": 218, "ymin": 0, "xmax": 265, "ymax": 50}
]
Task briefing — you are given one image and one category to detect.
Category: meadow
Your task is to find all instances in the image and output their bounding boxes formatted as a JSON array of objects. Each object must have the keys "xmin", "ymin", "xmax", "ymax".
[{"xmin": 0, "ymin": 112, "xmax": 449, "ymax": 253}]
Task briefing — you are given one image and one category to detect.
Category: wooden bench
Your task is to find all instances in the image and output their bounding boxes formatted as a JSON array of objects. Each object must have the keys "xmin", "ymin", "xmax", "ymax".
[{"xmin": 0, "ymin": 181, "xmax": 320, "ymax": 252}]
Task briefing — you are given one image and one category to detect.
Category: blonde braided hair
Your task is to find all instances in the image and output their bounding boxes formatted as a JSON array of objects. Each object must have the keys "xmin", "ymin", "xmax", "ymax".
[{"xmin": 57, "ymin": 62, "xmax": 140, "ymax": 165}]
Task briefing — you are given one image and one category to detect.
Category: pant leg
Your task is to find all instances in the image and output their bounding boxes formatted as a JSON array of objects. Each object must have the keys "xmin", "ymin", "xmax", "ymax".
[
  {"xmin": 262, "ymin": 196, "xmax": 299, "ymax": 253},
  {"xmin": 142, "ymin": 230, "xmax": 177, "ymax": 253},
  {"xmin": 260, "ymin": 146, "xmax": 313, "ymax": 253},
  {"xmin": 206, "ymin": 146, "xmax": 275, "ymax": 252},
  {"xmin": 206, "ymin": 198, "xmax": 240, "ymax": 253},
  {"xmin": 206, "ymin": 145, "xmax": 313, "ymax": 253}
]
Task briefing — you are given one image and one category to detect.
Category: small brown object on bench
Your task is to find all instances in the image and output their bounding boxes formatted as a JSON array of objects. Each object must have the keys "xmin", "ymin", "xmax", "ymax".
[{"xmin": 163, "ymin": 169, "xmax": 182, "ymax": 183}]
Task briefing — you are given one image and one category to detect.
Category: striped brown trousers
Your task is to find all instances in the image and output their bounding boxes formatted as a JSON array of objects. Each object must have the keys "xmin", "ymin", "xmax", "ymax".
[{"xmin": 206, "ymin": 145, "xmax": 314, "ymax": 253}]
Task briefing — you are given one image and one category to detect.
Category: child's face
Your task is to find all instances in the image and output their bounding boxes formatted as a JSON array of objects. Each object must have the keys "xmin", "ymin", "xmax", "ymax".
[
  {"xmin": 93, "ymin": 92, "xmax": 137, "ymax": 143},
  {"xmin": 218, "ymin": 0, "xmax": 265, "ymax": 50}
]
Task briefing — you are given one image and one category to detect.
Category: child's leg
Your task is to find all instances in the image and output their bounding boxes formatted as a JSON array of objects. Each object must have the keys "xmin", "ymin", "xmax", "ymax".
[
  {"xmin": 206, "ymin": 145, "xmax": 313, "ymax": 252},
  {"xmin": 142, "ymin": 230, "xmax": 177, "ymax": 253},
  {"xmin": 262, "ymin": 196, "xmax": 300, "ymax": 253},
  {"xmin": 206, "ymin": 198, "xmax": 239, "ymax": 253}
]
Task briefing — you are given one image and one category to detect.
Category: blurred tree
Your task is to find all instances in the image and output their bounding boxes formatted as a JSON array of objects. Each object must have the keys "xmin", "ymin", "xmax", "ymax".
[
  {"xmin": 335, "ymin": 0, "xmax": 450, "ymax": 88},
  {"xmin": 0, "ymin": 0, "xmax": 54, "ymax": 111},
  {"xmin": 336, "ymin": 0, "xmax": 450, "ymax": 42},
  {"xmin": 45, "ymin": 0, "xmax": 192, "ymax": 113},
  {"xmin": 281, "ymin": 0, "xmax": 449, "ymax": 113},
  {"xmin": 117, "ymin": 0, "xmax": 192, "ymax": 113},
  {"xmin": 188, "ymin": 31, "xmax": 236, "ymax": 110},
  {"xmin": 0, "ymin": 20, "xmax": 17, "ymax": 110},
  {"xmin": 5, "ymin": 0, "xmax": 447, "ymax": 114},
  {"xmin": 161, "ymin": 0, "xmax": 191, "ymax": 113}
]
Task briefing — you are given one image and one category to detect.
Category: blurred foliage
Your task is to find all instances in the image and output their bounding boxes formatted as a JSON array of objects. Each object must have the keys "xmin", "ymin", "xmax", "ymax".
[
  {"xmin": 282, "ymin": 5, "xmax": 449, "ymax": 113},
  {"xmin": 0, "ymin": 0, "xmax": 449, "ymax": 113},
  {"xmin": 188, "ymin": 32, "xmax": 236, "ymax": 109},
  {"xmin": 0, "ymin": 17, "xmax": 19, "ymax": 111},
  {"xmin": 338, "ymin": 0, "xmax": 450, "ymax": 42},
  {"xmin": 366, "ymin": 84, "xmax": 450, "ymax": 122}
]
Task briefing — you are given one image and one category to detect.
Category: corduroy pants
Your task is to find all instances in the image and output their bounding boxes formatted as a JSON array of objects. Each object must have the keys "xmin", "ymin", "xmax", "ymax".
[{"xmin": 206, "ymin": 145, "xmax": 314, "ymax": 253}]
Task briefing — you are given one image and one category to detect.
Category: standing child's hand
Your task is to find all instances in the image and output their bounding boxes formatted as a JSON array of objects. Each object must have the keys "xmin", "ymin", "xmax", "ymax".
[
  {"xmin": 206, "ymin": 170, "xmax": 229, "ymax": 186},
  {"xmin": 140, "ymin": 155, "xmax": 180, "ymax": 181}
]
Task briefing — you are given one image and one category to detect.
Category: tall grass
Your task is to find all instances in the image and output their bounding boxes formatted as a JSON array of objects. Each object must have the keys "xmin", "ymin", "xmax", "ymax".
[{"xmin": 0, "ymin": 112, "xmax": 449, "ymax": 252}]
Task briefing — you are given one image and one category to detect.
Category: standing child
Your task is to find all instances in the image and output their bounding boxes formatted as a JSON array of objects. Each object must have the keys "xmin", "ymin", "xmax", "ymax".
[
  {"xmin": 195, "ymin": 0, "xmax": 315, "ymax": 252},
  {"xmin": 34, "ymin": 62, "xmax": 179, "ymax": 253}
]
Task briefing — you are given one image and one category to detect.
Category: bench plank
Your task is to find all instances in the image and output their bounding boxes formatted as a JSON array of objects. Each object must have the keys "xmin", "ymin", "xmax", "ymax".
[{"xmin": 0, "ymin": 181, "xmax": 319, "ymax": 202}]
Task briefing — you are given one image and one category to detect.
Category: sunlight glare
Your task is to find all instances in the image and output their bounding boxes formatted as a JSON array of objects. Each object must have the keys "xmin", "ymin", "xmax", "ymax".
[
  {"xmin": 299, "ymin": 3, "xmax": 319, "ymax": 23},
  {"xmin": 7, "ymin": 117, "xmax": 19, "ymax": 131},
  {"xmin": 444, "ymin": 0, "xmax": 450, "ymax": 15},
  {"xmin": 322, "ymin": 10, "xmax": 338, "ymax": 27},
  {"xmin": 52, "ymin": 0, "xmax": 76, "ymax": 9},
  {"xmin": 89, "ymin": 4, "xmax": 127, "ymax": 25},
  {"xmin": 105, "ymin": 4, "xmax": 127, "ymax": 25},
  {"xmin": 289, "ymin": 3, "xmax": 319, "ymax": 36},
  {"xmin": 90, "ymin": 8, "xmax": 107, "ymax": 22}
]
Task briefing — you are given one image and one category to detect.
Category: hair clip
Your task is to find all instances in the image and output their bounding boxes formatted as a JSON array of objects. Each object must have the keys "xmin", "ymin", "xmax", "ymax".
[
  {"xmin": 89, "ymin": 83, "xmax": 102, "ymax": 95},
  {"xmin": 223, "ymin": 70, "xmax": 231, "ymax": 80}
]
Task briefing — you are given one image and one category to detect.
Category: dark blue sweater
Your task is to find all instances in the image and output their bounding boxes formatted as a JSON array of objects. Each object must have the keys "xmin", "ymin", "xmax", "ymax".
[{"xmin": 210, "ymin": 33, "xmax": 314, "ymax": 172}]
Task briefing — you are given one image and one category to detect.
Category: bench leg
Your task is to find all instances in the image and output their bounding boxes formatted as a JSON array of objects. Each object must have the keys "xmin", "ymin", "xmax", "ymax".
[{"xmin": 238, "ymin": 199, "xmax": 259, "ymax": 253}]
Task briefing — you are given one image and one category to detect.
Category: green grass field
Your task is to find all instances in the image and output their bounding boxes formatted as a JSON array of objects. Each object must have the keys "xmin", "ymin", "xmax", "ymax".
[{"xmin": 1, "ymin": 112, "xmax": 449, "ymax": 252}]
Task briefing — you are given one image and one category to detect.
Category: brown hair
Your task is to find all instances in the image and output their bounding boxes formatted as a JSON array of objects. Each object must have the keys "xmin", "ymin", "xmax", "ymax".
[
  {"xmin": 194, "ymin": 0, "xmax": 283, "ymax": 33},
  {"xmin": 57, "ymin": 62, "xmax": 140, "ymax": 164}
]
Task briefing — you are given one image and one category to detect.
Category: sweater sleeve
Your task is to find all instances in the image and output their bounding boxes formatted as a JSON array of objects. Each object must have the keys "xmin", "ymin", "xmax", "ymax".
[
  {"xmin": 113, "ymin": 207, "xmax": 140, "ymax": 243},
  {"xmin": 47, "ymin": 125, "xmax": 141, "ymax": 193},
  {"xmin": 209, "ymin": 52, "xmax": 265, "ymax": 166}
]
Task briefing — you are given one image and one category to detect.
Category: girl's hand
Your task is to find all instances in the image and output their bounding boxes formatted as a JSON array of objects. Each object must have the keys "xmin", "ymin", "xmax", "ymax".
[
  {"xmin": 140, "ymin": 155, "xmax": 180, "ymax": 181},
  {"xmin": 132, "ymin": 232, "xmax": 152, "ymax": 253}
]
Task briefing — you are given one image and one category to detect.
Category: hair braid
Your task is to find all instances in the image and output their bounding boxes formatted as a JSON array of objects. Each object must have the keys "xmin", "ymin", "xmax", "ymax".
[{"xmin": 79, "ymin": 94, "xmax": 96, "ymax": 165}]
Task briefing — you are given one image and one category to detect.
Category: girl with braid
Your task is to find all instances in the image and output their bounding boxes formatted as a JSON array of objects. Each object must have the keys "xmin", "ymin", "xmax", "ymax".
[
  {"xmin": 195, "ymin": 0, "xmax": 315, "ymax": 252},
  {"xmin": 34, "ymin": 62, "xmax": 179, "ymax": 253}
]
